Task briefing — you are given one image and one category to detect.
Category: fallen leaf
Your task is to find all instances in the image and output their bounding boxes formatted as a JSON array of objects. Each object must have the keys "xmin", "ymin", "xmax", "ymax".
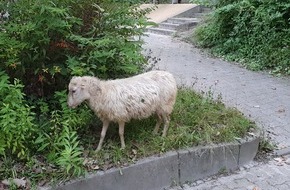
[
  {"xmin": 83, "ymin": 158, "xmax": 89, "ymax": 165},
  {"xmin": 132, "ymin": 149, "xmax": 137, "ymax": 155},
  {"xmin": 119, "ymin": 168, "xmax": 123, "ymax": 175},
  {"xmin": 274, "ymin": 157, "xmax": 283, "ymax": 162},
  {"xmin": 274, "ymin": 156, "xmax": 288, "ymax": 166},
  {"xmin": 92, "ymin": 165, "xmax": 100, "ymax": 170},
  {"xmin": 38, "ymin": 179, "xmax": 48, "ymax": 187},
  {"xmin": 248, "ymin": 132, "xmax": 256, "ymax": 137}
]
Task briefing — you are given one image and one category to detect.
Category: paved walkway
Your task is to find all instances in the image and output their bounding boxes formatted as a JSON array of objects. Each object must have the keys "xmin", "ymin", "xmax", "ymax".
[
  {"xmin": 140, "ymin": 4, "xmax": 199, "ymax": 23},
  {"xmin": 142, "ymin": 33, "xmax": 290, "ymax": 190}
]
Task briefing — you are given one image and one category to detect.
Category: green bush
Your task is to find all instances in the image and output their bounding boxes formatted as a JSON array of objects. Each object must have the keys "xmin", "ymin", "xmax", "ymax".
[
  {"xmin": 193, "ymin": 0, "xmax": 290, "ymax": 74},
  {"xmin": 0, "ymin": 72, "xmax": 36, "ymax": 159},
  {"xmin": 0, "ymin": 0, "xmax": 152, "ymax": 98},
  {"xmin": 0, "ymin": 0, "xmax": 153, "ymax": 180}
]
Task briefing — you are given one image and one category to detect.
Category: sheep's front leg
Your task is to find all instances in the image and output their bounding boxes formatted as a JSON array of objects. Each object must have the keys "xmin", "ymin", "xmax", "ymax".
[
  {"xmin": 162, "ymin": 114, "xmax": 170, "ymax": 137},
  {"xmin": 118, "ymin": 121, "xmax": 126, "ymax": 149},
  {"xmin": 153, "ymin": 113, "xmax": 162, "ymax": 135},
  {"xmin": 96, "ymin": 120, "xmax": 110, "ymax": 151}
]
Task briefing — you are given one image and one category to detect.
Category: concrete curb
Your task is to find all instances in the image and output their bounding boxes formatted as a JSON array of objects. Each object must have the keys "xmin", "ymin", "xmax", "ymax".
[{"xmin": 43, "ymin": 131, "xmax": 260, "ymax": 190}]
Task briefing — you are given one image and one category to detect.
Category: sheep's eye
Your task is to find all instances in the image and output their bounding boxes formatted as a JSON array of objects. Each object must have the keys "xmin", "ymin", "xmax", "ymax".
[{"xmin": 71, "ymin": 90, "xmax": 76, "ymax": 93}]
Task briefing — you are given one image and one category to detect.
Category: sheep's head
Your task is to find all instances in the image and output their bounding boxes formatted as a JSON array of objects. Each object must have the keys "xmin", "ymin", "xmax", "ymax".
[{"xmin": 67, "ymin": 77, "xmax": 91, "ymax": 108}]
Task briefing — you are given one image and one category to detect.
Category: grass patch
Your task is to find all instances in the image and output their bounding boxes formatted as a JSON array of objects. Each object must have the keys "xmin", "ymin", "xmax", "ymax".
[
  {"xmin": 69, "ymin": 88, "xmax": 254, "ymax": 175},
  {"xmin": 0, "ymin": 88, "xmax": 255, "ymax": 188}
]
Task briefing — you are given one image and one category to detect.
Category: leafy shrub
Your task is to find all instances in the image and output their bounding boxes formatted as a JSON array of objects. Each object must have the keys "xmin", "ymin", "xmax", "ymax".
[
  {"xmin": 0, "ymin": 0, "xmax": 153, "ymax": 180},
  {"xmin": 66, "ymin": 1, "xmax": 152, "ymax": 79},
  {"xmin": 0, "ymin": 0, "xmax": 78, "ymax": 98},
  {"xmin": 56, "ymin": 125, "xmax": 85, "ymax": 177},
  {"xmin": 0, "ymin": 0, "xmax": 153, "ymax": 98},
  {"xmin": 0, "ymin": 72, "xmax": 36, "ymax": 159},
  {"xmin": 33, "ymin": 91, "xmax": 93, "ymax": 176},
  {"xmin": 193, "ymin": 0, "xmax": 290, "ymax": 74}
]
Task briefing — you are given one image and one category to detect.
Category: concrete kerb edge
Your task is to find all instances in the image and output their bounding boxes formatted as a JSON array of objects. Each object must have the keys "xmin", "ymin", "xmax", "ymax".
[{"xmin": 42, "ymin": 130, "xmax": 261, "ymax": 190}]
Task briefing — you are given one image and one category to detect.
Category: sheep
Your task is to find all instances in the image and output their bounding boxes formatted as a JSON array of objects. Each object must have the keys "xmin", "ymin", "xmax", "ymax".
[{"xmin": 67, "ymin": 70, "xmax": 177, "ymax": 151}]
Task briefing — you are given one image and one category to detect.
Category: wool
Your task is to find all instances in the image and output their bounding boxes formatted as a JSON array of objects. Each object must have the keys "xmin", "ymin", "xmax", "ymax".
[{"xmin": 67, "ymin": 70, "xmax": 177, "ymax": 150}]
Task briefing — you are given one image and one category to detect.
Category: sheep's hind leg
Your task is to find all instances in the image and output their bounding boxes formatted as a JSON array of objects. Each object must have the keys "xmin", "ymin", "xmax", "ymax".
[
  {"xmin": 162, "ymin": 114, "xmax": 170, "ymax": 137},
  {"xmin": 153, "ymin": 113, "xmax": 162, "ymax": 135},
  {"xmin": 118, "ymin": 121, "xmax": 126, "ymax": 149},
  {"xmin": 96, "ymin": 120, "xmax": 110, "ymax": 151}
]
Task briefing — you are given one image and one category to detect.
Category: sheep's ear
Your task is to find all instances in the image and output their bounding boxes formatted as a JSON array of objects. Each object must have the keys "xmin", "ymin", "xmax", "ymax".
[{"xmin": 89, "ymin": 81, "xmax": 101, "ymax": 95}]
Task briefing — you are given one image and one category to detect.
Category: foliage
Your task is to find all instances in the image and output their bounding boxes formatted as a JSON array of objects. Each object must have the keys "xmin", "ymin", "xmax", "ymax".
[
  {"xmin": 259, "ymin": 137, "xmax": 275, "ymax": 153},
  {"xmin": 193, "ymin": 0, "xmax": 290, "ymax": 75},
  {"xmin": 34, "ymin": 91, "xmax": 93, "ymax": 177},
  {"xmin": 56, "ymin": 125, "xmax": 84, "ymax": 177},
  {"xmin": 0, "ymin": 0, "xmax": 153, "ymax": 98},
  {"xmin": 66, "ymin": 1, "xmax": 153, "ymax": 79},
  {"xmin": 0, "ymin": 0, "xmax": 153, "ymax": 183},
  {"xmin": 0, "ymin": 72, "xmax": 36, "ymax": 159},
  {"xmin": 0, "ymin": 88, "xmax": 255, "ymax": 186},
  {"xmin": 0, "ymin": 0, "xmax": 78, "ymax": 97}
]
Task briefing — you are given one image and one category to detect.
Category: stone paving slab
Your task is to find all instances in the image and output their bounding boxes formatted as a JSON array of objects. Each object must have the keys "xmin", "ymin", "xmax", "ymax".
[
  {"xmin": 168, "ymin": 156, "xmax": 290, "ymax": 190},
  {"xmin": 143, "ymin": 33, "xmax": 290, "ymax": 148},
  {"xmin": 142, "ymin": 33, "xmax": 290, "ymax": 190}
]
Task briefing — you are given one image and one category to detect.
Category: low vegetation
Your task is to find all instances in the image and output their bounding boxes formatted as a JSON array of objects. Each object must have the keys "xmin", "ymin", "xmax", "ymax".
[
  {"xmin": 0, "ymin": 88, "xmax": 255, "ymax": 189},
  {"xmin": 190, "ymin": 0, "xmax": 290, "ymax": 75}
]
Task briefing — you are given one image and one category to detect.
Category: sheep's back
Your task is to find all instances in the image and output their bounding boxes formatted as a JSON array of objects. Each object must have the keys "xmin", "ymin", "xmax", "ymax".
[
  {"xmin": 96, "ymin": 71, "xmax": 177, "ymax": 122},
  {"xmin": 100, "ymin": 78, "xmax": 159, "ymax": 121}
]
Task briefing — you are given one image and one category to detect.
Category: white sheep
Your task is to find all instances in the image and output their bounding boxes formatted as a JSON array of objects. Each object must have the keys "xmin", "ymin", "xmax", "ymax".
[{"xmin": 67, "ymin": 70, "xmax": 177, "ymax": 151}]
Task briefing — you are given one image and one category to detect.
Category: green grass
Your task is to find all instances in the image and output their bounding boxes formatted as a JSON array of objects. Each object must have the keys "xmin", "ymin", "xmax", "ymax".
[
  {"xmin": 0, "ymin": 88, "xmax": 255, "ymax": 188},
  {"xmin": 80, "ymin": 88, "xmax": 254, "ymax": 171}
]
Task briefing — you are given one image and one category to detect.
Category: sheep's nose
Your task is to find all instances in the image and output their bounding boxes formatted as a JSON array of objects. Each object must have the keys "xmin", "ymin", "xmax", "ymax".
[{"xmin": 67, "ymin": 99, "xmax": 75, "ymax": 108}]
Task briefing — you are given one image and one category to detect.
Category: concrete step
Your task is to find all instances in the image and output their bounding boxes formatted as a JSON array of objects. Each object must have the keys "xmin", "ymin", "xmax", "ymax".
[
  {"xmin": 201, "ymin": 7, "xmax": 212, "ymax": 13},
  {"xmin": 192, "ymin": 12, "xmax": 209, "ymax": 18},
  {"xmin": 177, "ymin": 20, "xmax": 200, "ymax": 30},
  {"xmin": 143, "ymin": 4, "xmax": 211, "ymax": 36},
  {"xmin": 166, "ymin": 17, "xmax": 200, "ymax": 24},
  {"xmin": 159, "ymin": 22, "xmax": 180, "ymax": 30},
  {"xmin": 143, "ymin": 4, "xmax": 201, "ymax": 24},
  {"xmin": 147, "ymin": 17, "xmax": 200, "ymax": 35},
  {"xmin": 147, "ymin": 27, "xmax": 176, "ymax": 36}
]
